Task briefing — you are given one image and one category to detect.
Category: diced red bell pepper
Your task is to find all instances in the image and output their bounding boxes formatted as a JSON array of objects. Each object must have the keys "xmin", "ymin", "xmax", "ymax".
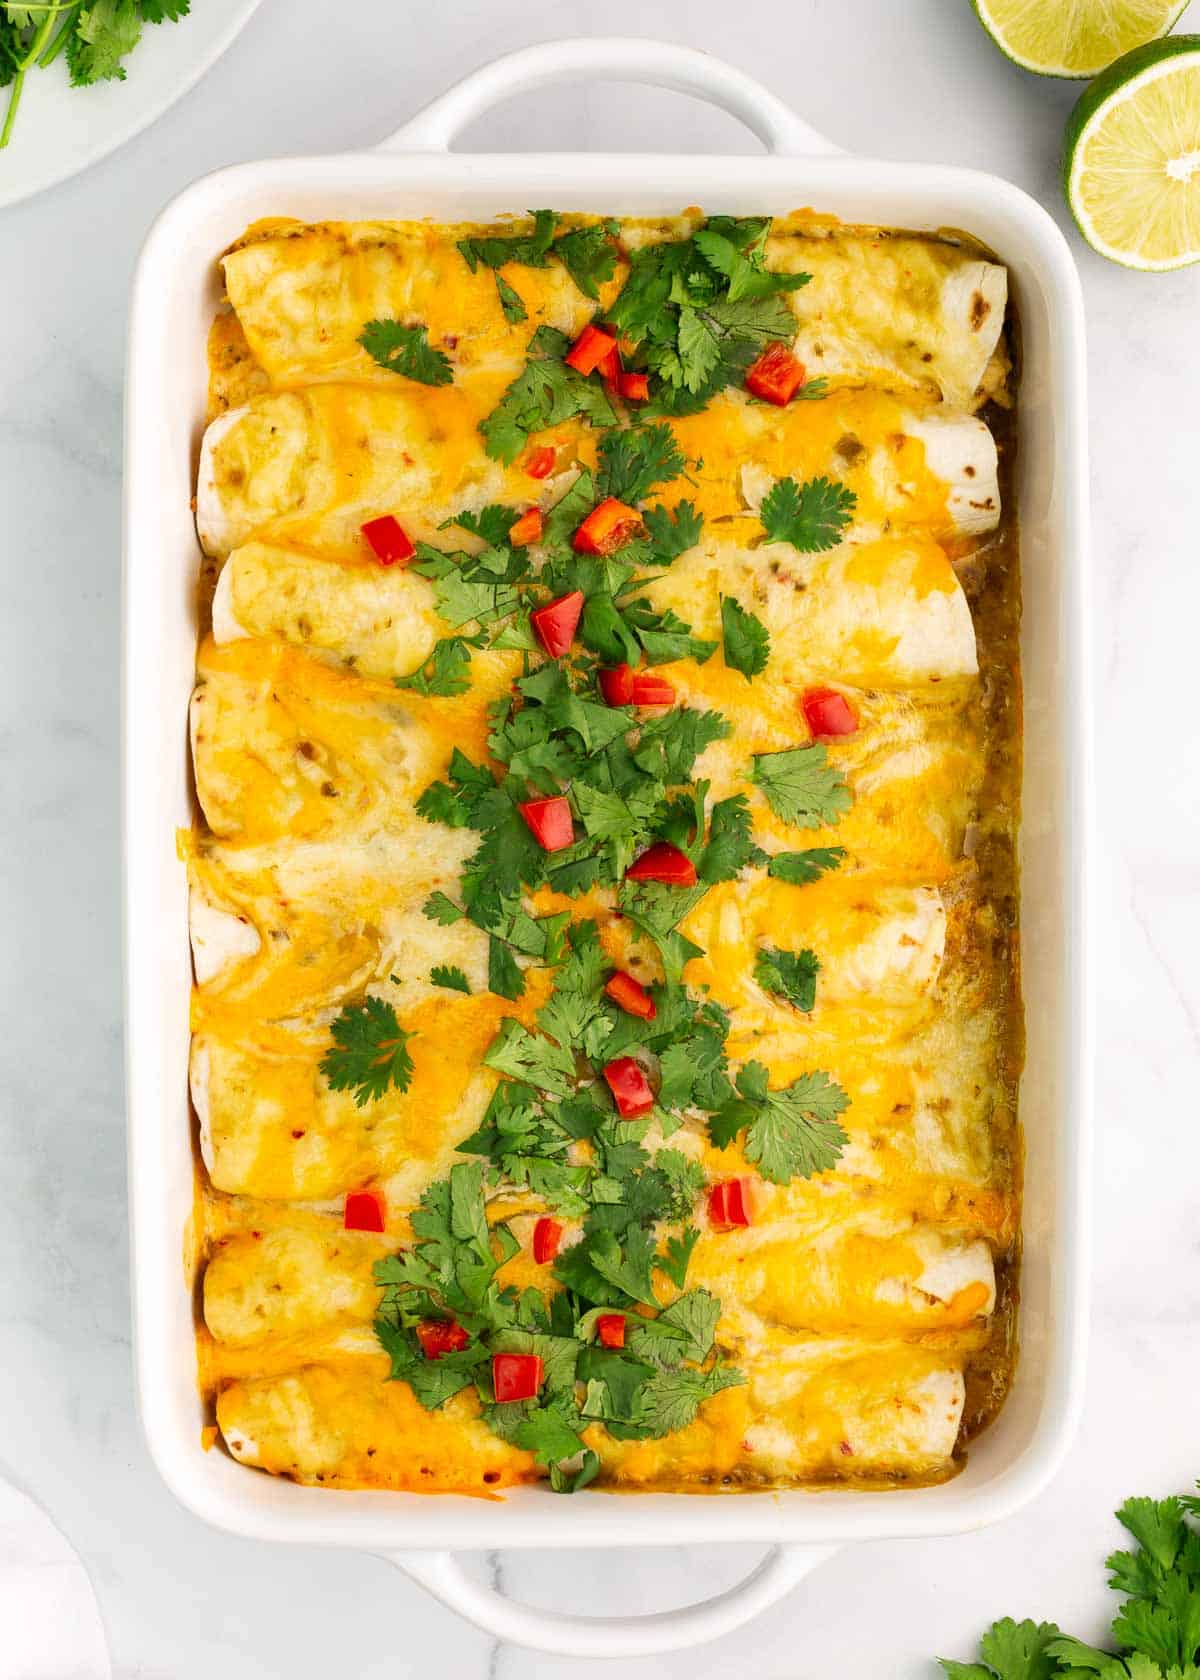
[
  {"xmin": 416, "ymin": 1319, "xmax": 470, "ymax": 1360},
  {"xmin": 572, "ymin": 497, "xmax": 643, "ymax": 556},
  {"xmin": 802, "ymin": 687, "xmax": 858, "ymax": 740},
  {"xmin": 344, "ymin": 1189, "xmax": 385, "ymax": 1232},
  {"xmin": 597, "ymin": 1313, "xmax": 626, "ymax": 1349},
  {"xmin": 597, "ymin": 337, "xmax": 623, "ymax": 385},
  {"xmin": 518, "ymin": 795, "xmax": 574, "ymax": 852},
  {"xmin": 530, "ymin": 589, "xmax": 584, "ymax": 657},
  {"xmin": 532, "ymin": 1216, "xmax": 563, "ymax": 1264},
  {"xmin": 625, "ymin": 841, "xmax": 697, "ymax": 886},
  {"xmin": 598, "ymin": 663, "xmax": 636, "ymax": 707},
  {"xmin": 508, "ymin": 508, "xmax": 543, "ymax": 547},
  {"xmin": 360, "ymin": 514, "xmax": 415, "ymax": 566},
  {"xmin": 605, "ymin": 971, "xmax": 656, "ymax": 1021},
  {"xmin": 745, "ymin": 343, "xmax": 808, "ymax": 406},
  {"xmin": 603, "ymin": 1056, "xmax": 655, "ymax": 1118},
  {"xmin": 524, "ymin": 445, "xmax": 557, "ymax": 480},
  {"xmin": 565, "ymin": 324, "xmax": 618, "ymax": 377},
  {"xmin": 492, "ymin": 1351, "xmax": 544, "ymax": 1403},
  {"xmin": 708, "ymin": 1178, "xmax": 756, "ymax": 1230},
  {"xmin": 631, "ymin": 671, "xmax": 675, "ymax": 707},
  {"xmin": 616, "ymin": 371, "xmax": 650, "ymax": 402}
]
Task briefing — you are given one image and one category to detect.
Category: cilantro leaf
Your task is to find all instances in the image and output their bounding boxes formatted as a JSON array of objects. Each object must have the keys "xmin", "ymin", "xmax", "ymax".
[
  {"xmin": 395, "ymin": 635, "xmax": 476, "ymax": 697},
  {"xmin": 597, "ymin": 423, "xmax": 686, "ymax": 506},
  {"xmin": 487, "ymin": 937, "xmax": 525, "ymax": 1001},
  {"xmin": 698, "ymin": 795, "xmax": 756, "ymax": 883},
  {"xmin": 481, "ymin": 325, "xmax": 617, "ymax": 463},
  {"xmin": 656, "ymin": 1225, "xmax": 699, "ymax": 1290},
  {"xmin": 444, "ymin": 503, "xmax": 520, "ymax": 546},
  {"xmin": 760, "ymin": 474, "xmax": 856, "ymax": 553},
  {"xmin": 430, "ymin": 965, "xmax": 471, "ymax": 995},
  {"xmin": 654, "ymin": 1149, "xmax": 706, "ymax": 1222},
  {"xmin": 629, "ymin": 1364, "xmax": 745, "ymax": 1438},
  {"xmin": 67, "ymin": 0, "xmax": 142, "ymax": 84},
  {"xmin": 483, "ymin": 1018, "xmax": 577, "ymax": 1098},
  {"xmin": 766, "ymin": 847, "xmax": 846, "ymax": 885},
  {"xmin": 358, "ymin": 319, "xmax": 453, "ymax": 386},
  {"xmin": 939, "ymin": 1619, "xmax": 1065, "ymax": 1680},
  {"xmin": 514, "ymin": 1404, "xmax": 590, "ymax": 1476},
  {"xmin": 494, "ymin": 274, "xmax": 527, "ymax": 323},
  {"xmin": 320, "ymin": 996, "xmax": 415, "ymax": 1107},
  {"xmin": 140, "ymin": 0, "xmax": 191, "ymax": 20},
  {"xmin": 554, "ymin": 220, "xmax": 620, "ymax": 299},
  {"xmin": 458, "ymin": 210, "xmax": 558, "ymax": 276},
  {"xmin": 423, "ymin": 890, "xmax": 465, "ymax": 926},
  {"xmin": 754, "ymin": 946, "xmax": 820, "ymax": 1013},
  {"xmin": 720, "ymin": 595, "xmax": 770, "ymax": 679},
  {"xmin": 750, "ymin": 744, "xmax": 852, "ymax": 829},
  {"xmin": 712, "ymin": 1061, "xmax": 849, "ymax": 1184},
  {"xmin": 642, "ymin": 500, "xmax": 703, "ymax": 561}
]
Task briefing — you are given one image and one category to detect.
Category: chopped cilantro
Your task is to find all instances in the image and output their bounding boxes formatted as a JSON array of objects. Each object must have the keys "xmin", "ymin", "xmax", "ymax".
[
  {"xmin": 481, "ymin": 325, "xmax": 617, "ymax": 463},
  {"xmin": 423, "ymin": 890, "xmax": 465, "ymax": 925},
  {"xmin": 430, "ymin": 965, "xmax": 471, "ymax": 995}
]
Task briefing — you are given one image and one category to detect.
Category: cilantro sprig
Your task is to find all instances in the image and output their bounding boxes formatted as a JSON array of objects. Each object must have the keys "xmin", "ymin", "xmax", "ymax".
[
  {"xmin": 481, "ymin": 326, "xmax": 617, "ymax": 463},
  {"xmin": 939, "ymin": 1483, "xmax": 1200, "ymax": 1680},
  {"xmin": 1, "ymin": 1, "xmax": 191, "ymax": 150},
  {"xmin": 720, "ymin": 595, "xmax": 770, "ymax": 679},
  {"xmin": 750, "ymin": 744, "xmax": 852, "ymax": 829}
]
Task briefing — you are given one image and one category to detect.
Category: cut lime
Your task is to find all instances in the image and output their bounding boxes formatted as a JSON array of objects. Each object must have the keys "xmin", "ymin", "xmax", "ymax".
[
  {"xmin": 1064, "ymin": 35, "xmax": 1200, "ymax": 269},
  {"xmin": 974, "ymin": 0, "xmax": 1190, "ymax": 78}
]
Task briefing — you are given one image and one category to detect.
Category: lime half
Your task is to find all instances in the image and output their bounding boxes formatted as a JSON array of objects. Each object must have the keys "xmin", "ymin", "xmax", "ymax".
[
  {"xmin": 974, "ymin": 0, "xmax": 1190, "ymax": 78},
  {"xmin": 1065, "ymin": 35, "xmax": 1200, "ymax": 269}
]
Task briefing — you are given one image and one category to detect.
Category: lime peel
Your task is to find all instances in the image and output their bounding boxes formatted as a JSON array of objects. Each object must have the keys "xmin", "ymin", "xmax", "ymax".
[{"xmin": 974, "ymin": 0, "xmax": 1191, "ymax": 79}]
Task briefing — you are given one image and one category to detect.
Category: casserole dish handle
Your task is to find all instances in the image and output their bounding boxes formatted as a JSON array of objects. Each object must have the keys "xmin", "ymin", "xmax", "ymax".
[
  {"xmin": 385, "ymin": 1543, "xmax": 839, "ymax": 1656},
  {"xmin": 378, "ymin": 37, "xmax": 842, "ymax": 157}
]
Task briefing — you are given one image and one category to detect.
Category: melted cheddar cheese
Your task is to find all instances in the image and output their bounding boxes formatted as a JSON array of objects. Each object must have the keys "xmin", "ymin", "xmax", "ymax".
[{"xmin": 190, "ymin": 212, "xmax": 1022, "ymax": 1496}]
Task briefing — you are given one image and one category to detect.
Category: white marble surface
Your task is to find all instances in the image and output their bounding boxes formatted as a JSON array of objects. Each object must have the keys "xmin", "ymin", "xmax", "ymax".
[{"xmin": 1, "ymin": 0, "xmax": 1198, "ymax": 1673}]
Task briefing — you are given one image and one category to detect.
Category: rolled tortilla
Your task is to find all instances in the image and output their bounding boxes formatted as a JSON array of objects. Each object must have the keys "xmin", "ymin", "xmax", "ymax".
[{"xmin": 766, "ymin": 229, "xmax": 1008, "ymax": 407}]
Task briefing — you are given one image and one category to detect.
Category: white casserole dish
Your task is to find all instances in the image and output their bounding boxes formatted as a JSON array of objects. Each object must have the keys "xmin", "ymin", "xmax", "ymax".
[{"xmin": 122, "ymin": 37, "xmax": 1093, "ymax": 1658}]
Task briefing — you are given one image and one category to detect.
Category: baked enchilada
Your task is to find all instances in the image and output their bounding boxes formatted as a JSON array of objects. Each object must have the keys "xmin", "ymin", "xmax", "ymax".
[{"xmin": 187, "ymin": 210, "xmax": 1022, "ymax": 1495}]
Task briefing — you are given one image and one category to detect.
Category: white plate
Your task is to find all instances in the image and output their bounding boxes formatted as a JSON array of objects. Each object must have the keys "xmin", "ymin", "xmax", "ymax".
[{"xmin": 0, "ymin": 0, "xmax": 264, "ymax": 212}]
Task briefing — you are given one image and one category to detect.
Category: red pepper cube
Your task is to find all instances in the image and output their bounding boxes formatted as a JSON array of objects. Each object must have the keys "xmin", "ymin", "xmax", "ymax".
[
  {"xmin": 492, "ymin": 1352, "xmax": 544, "ymax": 1404},
  {"xmin": 603, "ymin": 1056, "xmax": 655, "ymax": 1118},
  {"xmin": 744, "ymin": 343, "xmax": 808, "ymax": 406},
  {"xmin": 361, "ymin": 514, "xmax": 416, "ymax": 566},
  {"xmin": 416, "ymin": 1319, "xmax": 470, "ymax": 1360},
  {"xmin": 631, "ymin": 671, "xmax": 675, "ymax": 707},
  {"xmin": 625, "ymin": 841, "xmax": 697, "ymax": 887},
  {"xmin": 524, "ymin": 445, "xmax": 557, "ymax": 480},
  {"xmin": 597, "ymin": 1314, "xmax": 626, "ymax": 1350},
  {"xmin": 616, "ymin": 371, "xmax": 650, "ymax": 402},
  {"xmin": 604, "ymin": 971, "xmax": 656, "ymax": 1021},
  {"xmin": 708, "ymin": 1178, "xmax": 756, "ymax": 1230},
  {"xmin": 344, "ymin": 1189, "xmax": 385, "ymax": 1232},
  {"xmin": 598, "ymin": 663, "xmax": 636, "ymax": 707},
  {"xmin": 565, "ymin": 324, "xmax": 618, "ymax": 377},
  {"xmin": 530, "ymin": 589, "xmax": 584, "ymax": 658},
  {"xmin": 801, "ymin": 687, "xmax": 858, "ymax": 740},
  {"xmin": 508, "ymin": 508, "xmax": 543, "ymax": 547},
  {"xmin": 572, "ymin": 497, "xmax": 643, "ymax": 557},
  {"xmin": 532, "ymin": 1216, "xmax": 563, "ymax": 1264},
  {"xmin": 518, "ymin": 795, "xmax": 574, "ymax": 853}
]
